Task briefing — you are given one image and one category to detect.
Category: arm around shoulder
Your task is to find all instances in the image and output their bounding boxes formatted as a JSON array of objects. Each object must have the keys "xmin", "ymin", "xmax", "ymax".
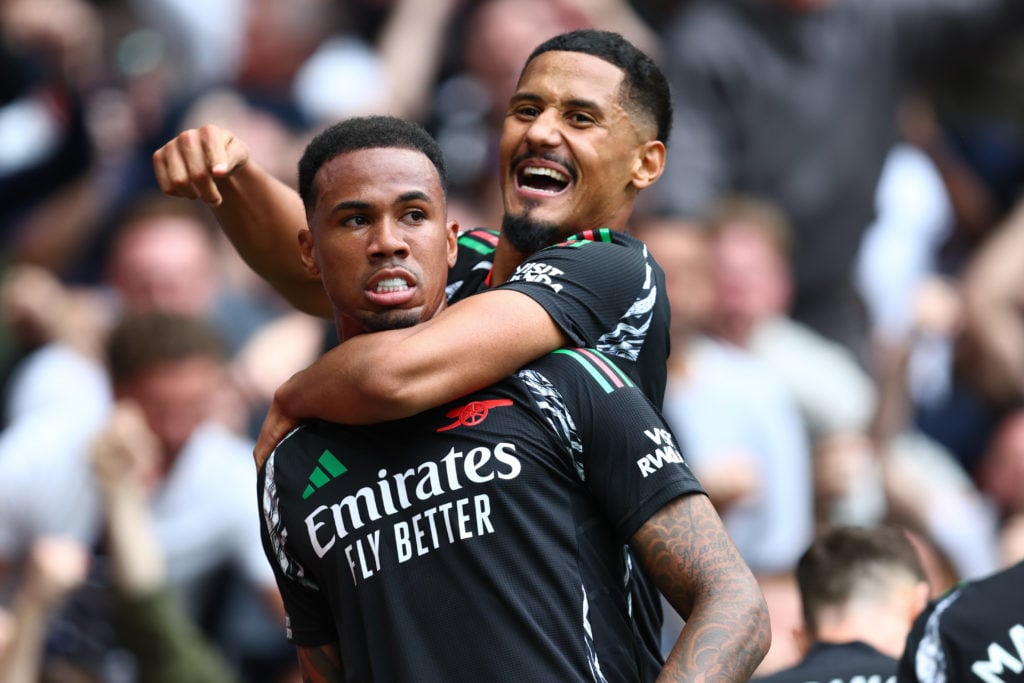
[
  {"xmin": 153, "ymin": 125, "xmax": 332, "ymax": 317},
  {"xmin": 276, "ymin": 288, "xmax": 569, "ymax": 424}
]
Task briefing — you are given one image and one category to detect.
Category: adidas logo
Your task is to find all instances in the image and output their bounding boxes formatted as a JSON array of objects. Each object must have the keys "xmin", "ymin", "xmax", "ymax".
[{"xmin": 302, "ymin": 449, "xmax": 348, "ymax": 500}]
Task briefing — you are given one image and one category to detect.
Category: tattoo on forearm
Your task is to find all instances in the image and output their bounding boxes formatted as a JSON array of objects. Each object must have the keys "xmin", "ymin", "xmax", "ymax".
[{"xmin": 633, "ymin": 494, "xmax": 770, "ymax": 681}]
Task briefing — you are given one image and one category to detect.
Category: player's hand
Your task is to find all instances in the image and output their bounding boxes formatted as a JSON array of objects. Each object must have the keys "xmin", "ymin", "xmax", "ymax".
[
  {"xmin": 152, "ymin": 124, "xmax": 250, "ymax": 206},
  {"xmin": 254, "ymin": 396, "xmax": 299, "ymax": 470}
]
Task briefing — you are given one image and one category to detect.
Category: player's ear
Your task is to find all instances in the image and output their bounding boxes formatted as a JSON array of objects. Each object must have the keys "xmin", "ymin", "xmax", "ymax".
[
  {"xmin": 446, "ymin": 220, "xmax": 459, "ymax": 269},
  {"xmin": 631, "ymin": 140, "xmax": 665, "ymax": 191},
  {"xmin": 298, "ymin": 228, "xmax": 320, "ymax": 278}
]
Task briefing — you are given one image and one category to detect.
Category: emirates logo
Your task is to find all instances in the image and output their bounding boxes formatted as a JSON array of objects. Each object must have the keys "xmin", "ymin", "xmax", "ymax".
[{"xmin": 437, "ymin": 399, "xmax": 513, "ymax": 432}]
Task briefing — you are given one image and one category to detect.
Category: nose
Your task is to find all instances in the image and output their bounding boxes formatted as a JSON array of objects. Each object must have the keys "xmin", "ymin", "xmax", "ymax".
[
  {"xmin": 367, "ymin": 218, "xmax": 410, "ymax": 260},
  {"xmin": 524, "ymin": 107, "xmax": 561, "ymax": 148}
]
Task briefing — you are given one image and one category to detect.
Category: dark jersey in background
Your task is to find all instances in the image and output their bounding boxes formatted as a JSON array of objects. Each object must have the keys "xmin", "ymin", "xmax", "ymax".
[
  {"xmin": 756, "ymin": 641, "xmax": 898, "ymax": 683},
  {"xmin": 899, "ymin": 560, "xmax": 1024, "ymax": 683}
]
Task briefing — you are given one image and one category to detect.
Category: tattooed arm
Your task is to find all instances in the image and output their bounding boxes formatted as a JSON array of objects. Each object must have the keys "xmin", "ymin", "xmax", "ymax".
[
  {"xmin": 631, "ymin": 493, "xmax": 771, "ymax": 682},
  {"xmin": 296, "ymin": 643, "xmax": 345, "ymax": 683}
]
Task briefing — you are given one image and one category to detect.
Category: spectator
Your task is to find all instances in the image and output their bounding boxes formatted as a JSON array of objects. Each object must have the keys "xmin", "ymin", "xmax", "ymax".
[
  {"xmin": 91, "ymin": 400, "xmax": 240, "ymax": 683},
  {"xmin": 654, "ymin": 0, "xmax": 1021, "ymax": 363},
  {"xmin": 756, "ymin": 524, "xmax": 929, "ymax": 683},
  {"xmin": 0, "ymin": 312, "xmax": 286, "ymax": 680},
  {"xmin": 635, "ymin": 216, "xmax": 813, "ymax": 672},
  {"xmin": 704, "ymin": 194, "xmax": 1002, "ymax": 583},
  {"xmin": 0, "ymin": 400, "xmax": 244, "ymax": 683},
  {"xmin": 1, "ymin": 191, "xmax": 311, "ymax": 436},
  {"xmin": 704, "ymin": 195, "xmax": 881, "ymax": 524}
]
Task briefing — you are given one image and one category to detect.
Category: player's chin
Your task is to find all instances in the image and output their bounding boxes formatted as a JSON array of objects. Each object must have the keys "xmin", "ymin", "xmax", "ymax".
[{"xmin": 363, "ymin": 307, "xmax": 423, "ymax": 333}]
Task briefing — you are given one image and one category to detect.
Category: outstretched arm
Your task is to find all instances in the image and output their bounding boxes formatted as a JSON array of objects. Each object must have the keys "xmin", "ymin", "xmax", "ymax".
[
  {"xmin": 255, "ymin": 288, "xmax": 567, "ymax": 464},
  {"xmin": 152, "ymin": 125, "xmax": 331, "ymax": 317},
  {"xmin": 631, "ymin": 494, "xmax": 771, "ymax": 681}
]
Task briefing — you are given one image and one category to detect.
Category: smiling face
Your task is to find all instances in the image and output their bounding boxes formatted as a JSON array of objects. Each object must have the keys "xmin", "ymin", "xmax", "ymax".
[
  {"xmin": 498, "ymin": 50, "xmax": 664, "ymax": 251},
  {"xmin": 300, "ymin": 147, "xmax": 458, "ymax": 341}
]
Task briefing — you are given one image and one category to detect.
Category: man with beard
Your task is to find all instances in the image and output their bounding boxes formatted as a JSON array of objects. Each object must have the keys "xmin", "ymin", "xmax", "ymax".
[
  {"xmin": 156, "ymin": 29, "xmax": 675, "ymax": 670},
  {"xmin": 257, "ymin": 113, "xmax": 769, "ymax": 682},
  {"xmin": 153, "ymin": 29, "xmax": 672, "ymax": 460}
]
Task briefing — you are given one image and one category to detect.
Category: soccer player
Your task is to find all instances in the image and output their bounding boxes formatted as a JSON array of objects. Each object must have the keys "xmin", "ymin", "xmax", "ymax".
[
  {"xmin": 152, "ymin": 29, "xmax": 673, "ymax": 463},
  {"xmin": 258, "ymin": 115, "xmax": 769, "ymax": 681}
]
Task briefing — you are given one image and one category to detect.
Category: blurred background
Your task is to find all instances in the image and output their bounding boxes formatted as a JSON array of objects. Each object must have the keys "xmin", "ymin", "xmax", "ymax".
[{"xmin": 0, "ymin": 0, "xmax": 1022, "ymax": 679}]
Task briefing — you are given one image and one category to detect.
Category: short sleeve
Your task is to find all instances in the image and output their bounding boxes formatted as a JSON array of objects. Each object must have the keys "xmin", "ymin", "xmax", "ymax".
[
  {"xmin": 258, "ymin": 456, "xmax": 336, "ymax": 647},
  {"xmin": 496, "ymin": 231, "xmax": 653, "ymax": 350},
  {"xmin": 527, "ymin": 348, "xmax": 706, "ymax": 541}
]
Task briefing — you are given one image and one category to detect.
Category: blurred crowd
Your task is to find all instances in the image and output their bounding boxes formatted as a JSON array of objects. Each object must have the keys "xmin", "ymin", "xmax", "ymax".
[{"xmin": 0, "ymin": 0, "xmax": 1022, "ymax": 680}]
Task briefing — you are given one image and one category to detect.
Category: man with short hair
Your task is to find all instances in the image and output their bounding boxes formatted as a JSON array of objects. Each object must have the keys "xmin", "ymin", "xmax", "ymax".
[
  {"xmin": 0, "ymin": 310, "xmax": 282, "ymax": 678},
  {"xmin": 258, "ymin": 114, "xmax": 770, "ymax": 681},
  {"xmin": 156, "ymin": 28, "xmax": 678, "ymax": 668},
  {"xmin": 153, "ymin": 29, "xmax": 673, "ymax": 455},
  {"xmin": 756, "ymin": 525, "xmax": 929, "ymax": 683}
]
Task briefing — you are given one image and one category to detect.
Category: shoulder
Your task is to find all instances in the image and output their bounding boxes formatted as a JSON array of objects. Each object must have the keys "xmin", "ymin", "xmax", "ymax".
[
  {"xmin": 511, "ymin": 229, "xmax": 655, "ymax": 282},
  {"xmin": 456, "ymin": 228, "xmax": 500, "ymax": 256},
  {"xmin": 181, "ymin": 422, "xmax": 256, "ymax": 477},
  {"xmin": 452, "ymin": 228, "xmax": 498, "ymax": 275},
  {"xmin": 903, "ymin": 564, "xmax": 1024, "ymax": 674},
  {"xmin": 448, "ymin": 228, "xmax": 497, "ymax": 299},
  {"xmin": 6, "ymin": 343, "xmax": 112, "ymax": 424},
  {"xmin": 525, "ymin": 347, "xmax": 640, "ymax": 393},
  {"xmin": 0, "ymin": 409, "xmax": 100, "ymax": 478},
  {"xmin": 694, "ymin": 336, "xmax": 786, "ymax": 392},
  {"xmin": 940, "ymin": 560, "xmax": 1024, "ymax": 631}
]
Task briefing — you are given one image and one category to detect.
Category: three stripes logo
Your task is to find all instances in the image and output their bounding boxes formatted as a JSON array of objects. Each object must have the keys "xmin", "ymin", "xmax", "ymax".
[{"xmin": 302, "ymin": 449, "xmax": 348, "ymax": 500}]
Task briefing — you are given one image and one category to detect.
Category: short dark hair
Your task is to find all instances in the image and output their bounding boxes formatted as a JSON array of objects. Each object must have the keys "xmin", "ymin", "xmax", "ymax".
[
  {"xmin": 106, "ymin": 311, "xmax": 224, "ymax": 384},
  {"xmin": 297, "ymin": 116, "xmax": 448, "ymax": 216},
  {"xmin": 797, "ymin": 525, "xmax": 926, "ymax": 638},
  {"xmin": 523, "ymin": 29, "xmax": 672, "ymax": 145}
]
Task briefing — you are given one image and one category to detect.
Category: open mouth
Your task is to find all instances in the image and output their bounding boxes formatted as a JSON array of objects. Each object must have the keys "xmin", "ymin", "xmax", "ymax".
[
  {"xmin": 517, "ymin": 165, "xmax": 571, "ymax": 194},
  {"xmin": 373, "ymin": 277, "xmax": 410, "ymax": 294}
]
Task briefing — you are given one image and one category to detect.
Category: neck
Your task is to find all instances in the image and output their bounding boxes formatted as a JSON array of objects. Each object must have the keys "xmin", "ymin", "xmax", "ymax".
[
  {"xmin": 490, "ymin": 218, "xmax": 632, "ymax": 286},
  {"xmin": 490, "ymin": 234, "xmax": 533, "ymax": 285},
  {"xmin": 814, "ymin": 611, "xmax": 910, "ymax": 659}
]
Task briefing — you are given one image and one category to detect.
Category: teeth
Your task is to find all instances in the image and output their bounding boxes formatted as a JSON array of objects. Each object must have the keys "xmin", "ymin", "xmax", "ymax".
[
  {"xmin": 374, "ymin": 278, "xmax": 409, "ymax": 293},
  {"xmin": 523, "ymin": 166, "xmax": 569, "ymax": 183}
]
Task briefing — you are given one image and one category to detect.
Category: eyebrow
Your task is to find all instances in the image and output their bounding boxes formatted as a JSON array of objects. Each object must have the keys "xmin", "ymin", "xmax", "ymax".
[
  {"xmin": 328, "ymin": 191, "xmax": 434, "ymax": 216},
  {"xmin": 509, "ymin": 92, "xmax": 604, "ymax": 112},
  {"xmin": 329, "ymin": 199, "xmax": 371, "ymax": 215},
  {"xmin": 397, "ymin": 190, "xmax": 433, "ymax": 204}
]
